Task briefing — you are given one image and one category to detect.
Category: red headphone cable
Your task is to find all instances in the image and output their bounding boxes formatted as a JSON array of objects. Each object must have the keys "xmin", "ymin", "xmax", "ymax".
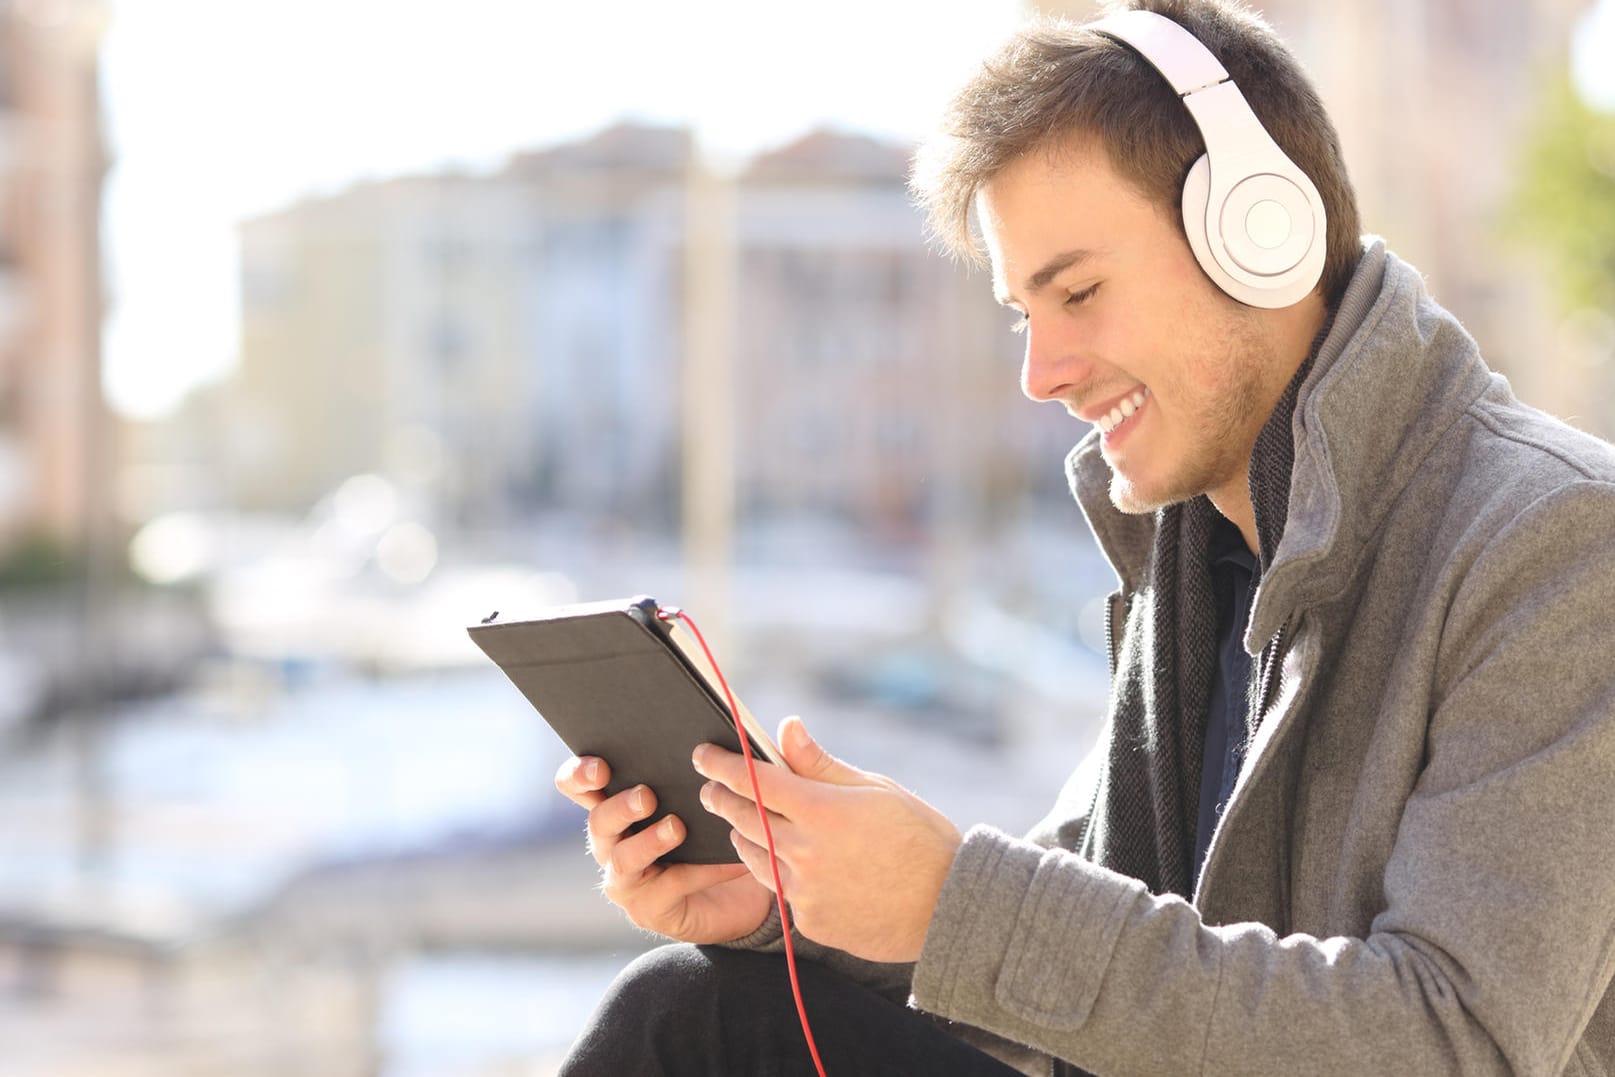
[{"xmin": 659, "ymin": 606, "xmax": 829, "ymax": 1077}]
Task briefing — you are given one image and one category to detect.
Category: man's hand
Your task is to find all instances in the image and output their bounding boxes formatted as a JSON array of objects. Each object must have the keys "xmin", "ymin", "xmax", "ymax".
[
  {"xmin": 554, "ymin": 755, "xmax": 774, "ymax": 943},
  {"xmin": 693, "ymin": 716, "xmax": 963, "ymax": 963}
]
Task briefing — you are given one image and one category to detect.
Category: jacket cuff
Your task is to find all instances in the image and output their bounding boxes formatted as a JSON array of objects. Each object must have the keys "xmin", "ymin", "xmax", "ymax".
[{"xmin": 718, "ymin": 905, "xmax": 784, "ymax": 951}]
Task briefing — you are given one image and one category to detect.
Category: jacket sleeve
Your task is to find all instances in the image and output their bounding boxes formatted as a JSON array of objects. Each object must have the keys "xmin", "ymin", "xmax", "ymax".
[{"xmin": 911, "ymin": 481, "xmax": 1615, "ymax": 1076}]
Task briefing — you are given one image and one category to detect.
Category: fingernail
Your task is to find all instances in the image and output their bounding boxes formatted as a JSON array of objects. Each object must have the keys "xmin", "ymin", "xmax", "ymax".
[
  {"xmin": 658, "ymin": 816, "xmax": 677, "ymax": 841},
  {"xmin": 691, "ymin": 746, "xmax": 706, "ymax": 773},
  {"xmin": 699, "ymin": 781, "xmax": 714, "ymax": 811},
  {"xmin": 584, "ymin": 759, "xmax": 601, "ymax": 783},
  {"xmin": 630, "ymin": 786, "xmax": 646, "ymax": 814}
]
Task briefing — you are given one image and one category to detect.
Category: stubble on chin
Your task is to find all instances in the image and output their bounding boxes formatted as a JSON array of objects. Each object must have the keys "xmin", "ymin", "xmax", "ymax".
[
  {"xmin": 1107, "ymin": 471, "xmax": 1160, "ymax": 516},
  {"xmin": 1105, "ymin": 425, "xmax": 1257, "ymax": 518},
  {"xmin": 1106, "ymin": 467, "xmax": 1194, "ymax": 517},
  {"xmin": 1105, "ymin": 331, "xmax": 1273, "ymax": 519}
]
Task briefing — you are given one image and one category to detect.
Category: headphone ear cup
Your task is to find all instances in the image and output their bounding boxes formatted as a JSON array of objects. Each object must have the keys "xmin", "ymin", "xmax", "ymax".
[
  {"xmin": 1094, "ymin": 10, "xmax": 1327, "ymax": 308},
  {"xmin": 1180, "ymin": 153, "xmax": 1323, "ymax": 308},
  {"xmin": 1180, "ymin": 154, "xmax": 1229, "ymax": 295},
  {"xmin": 1220, "ymin": 172, "xmax": 1313, "ymax": 278}
]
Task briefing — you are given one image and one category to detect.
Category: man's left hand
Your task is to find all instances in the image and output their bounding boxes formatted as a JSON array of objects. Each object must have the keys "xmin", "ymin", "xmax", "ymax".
[{"xmin": 692, "ymin": 716, "xmax": 963, "ymax": 963}]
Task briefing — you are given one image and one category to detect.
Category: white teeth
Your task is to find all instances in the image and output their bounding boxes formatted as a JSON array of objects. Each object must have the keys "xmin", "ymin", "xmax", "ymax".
[{"xmin": 1096, "ymin": 387, "xmax": 1149, "ymax": 436}]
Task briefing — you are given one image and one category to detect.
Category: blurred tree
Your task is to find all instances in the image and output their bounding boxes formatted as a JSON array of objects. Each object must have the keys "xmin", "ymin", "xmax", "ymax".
[
  {"xmin": 1507, "ymin": 75, "xmax": 1615, "ymax": 313},
  {"xmin": 0, "ymin": 532, "xmax": 81, "ymax": 591}
]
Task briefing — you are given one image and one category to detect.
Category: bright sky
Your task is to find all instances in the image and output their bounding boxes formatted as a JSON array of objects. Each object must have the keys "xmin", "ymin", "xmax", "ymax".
[
  {"xmin": 101, "ymin": 0, "xmax": 1615, "ymax": 421},
  {"xmin": 1575, "ymin": 0, "xmax": 1615, "ymax": 110}
]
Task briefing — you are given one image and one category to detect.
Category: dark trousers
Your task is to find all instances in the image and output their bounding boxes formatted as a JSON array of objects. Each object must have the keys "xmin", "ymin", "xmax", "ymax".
[{"xmin": 560, "ymin": 943, "xmax": 1031, "ymax": 1076}]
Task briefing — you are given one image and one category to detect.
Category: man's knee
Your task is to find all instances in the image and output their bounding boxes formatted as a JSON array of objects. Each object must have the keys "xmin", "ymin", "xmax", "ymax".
[
  {"xmin": 597, "ymin": 943, "xmax": 752, "ymax": 1019},
  {"xmin": 569, "ymin": 944, "xmax": 1024, "ymax": 1077},
  {"xmin": 564, "ymin": 944, "xmax": 792, "ymax": 1076}
]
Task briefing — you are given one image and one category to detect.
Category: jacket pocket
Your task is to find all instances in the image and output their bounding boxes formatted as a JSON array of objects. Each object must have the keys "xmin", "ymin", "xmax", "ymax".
[{"xmin": 993, "ymin": 851, "xmax": 1139, "ymax": 1031}]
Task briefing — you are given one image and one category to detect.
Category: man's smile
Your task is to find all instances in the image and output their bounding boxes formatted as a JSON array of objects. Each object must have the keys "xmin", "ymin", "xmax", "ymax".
[{"xmin": 1085, "ymin": 387, "xmax": 1151, "ymax": 436}]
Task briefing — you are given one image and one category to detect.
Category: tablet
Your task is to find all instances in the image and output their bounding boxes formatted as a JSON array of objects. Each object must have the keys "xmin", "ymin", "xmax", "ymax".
[{"xmin": 468, "ymin": 595, "xmax": 783, "ymax": 864}]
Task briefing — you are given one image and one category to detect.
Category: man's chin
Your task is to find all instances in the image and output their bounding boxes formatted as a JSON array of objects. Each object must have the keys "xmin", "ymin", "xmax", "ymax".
[{"xmin": 1108, "ymin": 471, "xmax": 1180, "ymax": 516}]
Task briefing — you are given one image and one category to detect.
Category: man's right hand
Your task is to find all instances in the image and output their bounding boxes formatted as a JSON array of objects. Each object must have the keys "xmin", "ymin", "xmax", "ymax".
[{"xmin": 554, "ymin": 755, "xmax": 775, "ymax": 943}]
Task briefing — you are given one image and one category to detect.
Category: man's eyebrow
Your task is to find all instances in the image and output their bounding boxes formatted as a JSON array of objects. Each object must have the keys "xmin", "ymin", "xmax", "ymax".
[
  {"xmin": 993, "ymin": 249, "xmax": 1100, "ymax": 306},
  {"xmin": 1024, "ymin": 248, "xmax": 1097, "ymax": 295}
]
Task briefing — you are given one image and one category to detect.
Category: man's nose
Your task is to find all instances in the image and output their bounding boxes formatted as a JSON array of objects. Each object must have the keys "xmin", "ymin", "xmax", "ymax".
[{"xmin": 1020, "ymin": 319, "xmax": 1083, "ymax": 404}]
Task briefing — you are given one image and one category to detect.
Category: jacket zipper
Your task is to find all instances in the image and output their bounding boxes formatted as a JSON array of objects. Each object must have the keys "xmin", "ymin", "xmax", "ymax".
[
  {"xmin": 1255, "ymin": 617, "xmax": 1292, "ymax": 726},
  {"xmin": 1104, "ymin": 591, "xmax": 1122, "ymax": 680}
]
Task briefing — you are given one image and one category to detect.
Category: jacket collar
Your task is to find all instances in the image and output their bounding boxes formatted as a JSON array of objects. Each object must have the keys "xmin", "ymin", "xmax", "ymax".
[{"xmin": 1067, "ymin": 238, "xmax": 1495, "ymax": 649}]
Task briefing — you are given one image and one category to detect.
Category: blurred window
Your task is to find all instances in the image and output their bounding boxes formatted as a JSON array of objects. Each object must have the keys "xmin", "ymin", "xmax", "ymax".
[
  {"xmin": 430, "ymin": 314, "xmax": 470, "ymax": 368},
  {"xmin": 241, "ymin": 261, "xmax": 292, "ymax": 311}
]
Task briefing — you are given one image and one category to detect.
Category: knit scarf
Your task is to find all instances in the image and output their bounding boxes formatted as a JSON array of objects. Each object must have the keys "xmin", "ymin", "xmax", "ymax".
[{"xmin": 1080, "ymin": 327, "xmax": 1327, "ymax": 899}]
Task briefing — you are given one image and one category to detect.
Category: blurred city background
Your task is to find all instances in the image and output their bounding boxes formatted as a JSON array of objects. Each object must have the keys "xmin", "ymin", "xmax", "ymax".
[{"xmin": 0, "ymin": 0, "xmax": 1611, "ymax": 1072}]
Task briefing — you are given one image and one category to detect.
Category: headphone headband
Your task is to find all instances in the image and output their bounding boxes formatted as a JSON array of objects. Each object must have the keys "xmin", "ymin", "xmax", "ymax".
[{"xmin": 1088, "ymin": 10, "xmax": 1327, "ymax": 308}]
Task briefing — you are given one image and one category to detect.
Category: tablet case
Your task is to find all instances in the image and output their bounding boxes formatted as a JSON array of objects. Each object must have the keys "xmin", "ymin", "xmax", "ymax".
[{"xmin": 467, "ymin": 595, "xmax": 771, "ymax": 864}]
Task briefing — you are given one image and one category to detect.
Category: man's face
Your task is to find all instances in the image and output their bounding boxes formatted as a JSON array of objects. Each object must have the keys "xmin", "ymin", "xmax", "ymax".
[{"xmin": 977, "ymin": 143, "xmax": 1278, "ymax": 517}]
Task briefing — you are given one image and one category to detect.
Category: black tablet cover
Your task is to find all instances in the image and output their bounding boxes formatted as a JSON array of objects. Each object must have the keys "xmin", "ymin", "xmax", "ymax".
[{"xmin": 468, "ymin": 596, "xmax": 772, "ymax": 864}]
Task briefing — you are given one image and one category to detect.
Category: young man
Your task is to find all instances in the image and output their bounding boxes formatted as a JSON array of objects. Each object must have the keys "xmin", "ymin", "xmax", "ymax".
[{"xmin": 557, "ymin": 1, "xmax": 1615, "ymax": 1073}]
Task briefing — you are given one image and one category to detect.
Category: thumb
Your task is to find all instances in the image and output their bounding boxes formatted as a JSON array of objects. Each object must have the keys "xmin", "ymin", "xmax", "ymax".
[{"xmin": 778, "ymin": 715, "xmax": 867, "ymax": 787}]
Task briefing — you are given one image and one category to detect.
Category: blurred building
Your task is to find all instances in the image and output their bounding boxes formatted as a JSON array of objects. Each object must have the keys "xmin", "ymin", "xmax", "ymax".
[
  {"xmin": 501, "ymin": 123, "xmax": 693, "ymax": 528},
  {"xmin": 226, "ymin": 122, "xmax": 1073, "ymax": 547},
  {"xmin": 0, "ymin": 0, "xmax": 109, "ymax": 557},
  {"xmin": 231, "ymin": 124, "xmax": 694, "ymax": 532},
  {"xmin": 234, "ymin": 170, "xmax": 536, "ymax": 530},
  {"xmin": 732, "ymin": 130, "xmax": 1060, "ymax": 541}
]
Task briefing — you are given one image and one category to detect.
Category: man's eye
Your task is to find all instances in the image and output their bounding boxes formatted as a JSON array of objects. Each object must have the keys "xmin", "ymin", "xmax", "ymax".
[
  {"xmin": 1008, "ymin": 284, "xmax": 1099, "ymax": 336},
  {"xmin": 1067, "ymin": 283, "xmax": 1100, "ymax": 306}
]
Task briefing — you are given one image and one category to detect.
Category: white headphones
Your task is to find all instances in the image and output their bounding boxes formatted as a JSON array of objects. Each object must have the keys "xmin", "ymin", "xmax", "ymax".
[{"xmin": 1089, "ymin": 10, "xmax": 1326, "ymax": 308}]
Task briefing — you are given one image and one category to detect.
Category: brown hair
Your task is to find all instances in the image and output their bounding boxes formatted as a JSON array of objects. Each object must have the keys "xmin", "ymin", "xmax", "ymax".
[{"xmin": 910, "ymin": 0, "xmax": 1362, "ymax": 305}]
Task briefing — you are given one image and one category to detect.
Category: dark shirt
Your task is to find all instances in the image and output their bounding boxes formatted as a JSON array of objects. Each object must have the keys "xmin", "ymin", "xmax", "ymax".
[{"xmin": 1193, "ymin": 515, "xmax": 1258, "ymax": 888}]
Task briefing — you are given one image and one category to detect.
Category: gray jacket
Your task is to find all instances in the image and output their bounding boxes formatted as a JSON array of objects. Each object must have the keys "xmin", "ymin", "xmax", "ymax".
[{"xmin": 909, "ymin": 240, "xmax": 1615, "ymax": 1075}]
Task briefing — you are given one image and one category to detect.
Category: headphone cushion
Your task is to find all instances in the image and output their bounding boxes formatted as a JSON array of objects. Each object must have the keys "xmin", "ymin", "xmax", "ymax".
[{"xmin": 1180, "ymin": 155, "xmax": 1228, "ymax": 294}]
